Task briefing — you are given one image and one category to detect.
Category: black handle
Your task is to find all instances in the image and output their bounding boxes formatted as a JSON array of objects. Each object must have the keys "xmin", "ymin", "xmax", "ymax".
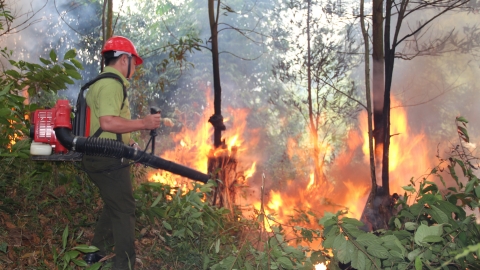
[{"xmin": 149, "ymin": 107, "xmax": 161, "ymax": 155}]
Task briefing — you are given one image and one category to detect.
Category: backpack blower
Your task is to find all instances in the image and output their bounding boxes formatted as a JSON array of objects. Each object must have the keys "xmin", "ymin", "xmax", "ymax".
[{"xmin": 28, "ymin": 74, "xmax": 210, "ymax": 183}]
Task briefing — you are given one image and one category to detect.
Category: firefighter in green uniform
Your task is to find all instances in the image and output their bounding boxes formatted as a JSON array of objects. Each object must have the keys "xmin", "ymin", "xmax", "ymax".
[{"xmin": 82, "ymin": 36, "xmax": 161, "ymax": 269}]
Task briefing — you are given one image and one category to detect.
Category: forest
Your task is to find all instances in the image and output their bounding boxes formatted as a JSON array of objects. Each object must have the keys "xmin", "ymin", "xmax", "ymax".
[{"xmin": 1, "ymin": 0, "xmax": 480, "ymax": 269}]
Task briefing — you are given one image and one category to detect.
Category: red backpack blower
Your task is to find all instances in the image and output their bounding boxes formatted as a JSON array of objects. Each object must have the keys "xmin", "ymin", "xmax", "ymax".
[{"xmin": 28, "ymin": 74, "xmax": 209, "ymax": 183}]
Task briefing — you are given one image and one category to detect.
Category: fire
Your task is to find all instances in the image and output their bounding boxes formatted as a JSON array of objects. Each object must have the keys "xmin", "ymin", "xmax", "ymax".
[
  {"xmin": 147, "ymin": 88, "xmax": 258, "ymax": 195},
  {"xmin": 359, "ymin": 97, "xmax": 431, "ymax": 195},
  {"xmin": 147, "ymin": 86, "xmax": 431, "ymax": 267}
]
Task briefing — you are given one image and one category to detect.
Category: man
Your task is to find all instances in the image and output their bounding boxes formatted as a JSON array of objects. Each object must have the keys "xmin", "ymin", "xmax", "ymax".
[{"xmin": 82, "ymin": 36, "xmax": 161, "ymax": 269}]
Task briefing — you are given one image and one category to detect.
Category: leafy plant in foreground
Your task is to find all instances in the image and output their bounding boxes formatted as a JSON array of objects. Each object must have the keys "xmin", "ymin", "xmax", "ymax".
[{"xmin": 319, "ymin": 116, "xmax": 480, "ymax": 270}]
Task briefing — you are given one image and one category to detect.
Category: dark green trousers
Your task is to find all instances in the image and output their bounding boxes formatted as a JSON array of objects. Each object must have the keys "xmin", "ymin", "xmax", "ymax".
[{"xmin": 82, "ymin": 155, "xmax": 136, "ymax": 270}]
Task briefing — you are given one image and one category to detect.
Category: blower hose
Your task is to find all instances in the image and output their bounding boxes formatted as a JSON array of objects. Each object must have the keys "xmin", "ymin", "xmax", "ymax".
[{"xmin": 54, "ymin": 127, "xmax": 210, "ymax": 183}]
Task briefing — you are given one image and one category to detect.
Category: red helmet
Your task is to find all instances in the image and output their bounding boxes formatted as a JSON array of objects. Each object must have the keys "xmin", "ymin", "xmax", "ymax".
[{"xmin": 102, "ymin": 36, "xmax": 143, "ymax": 65}]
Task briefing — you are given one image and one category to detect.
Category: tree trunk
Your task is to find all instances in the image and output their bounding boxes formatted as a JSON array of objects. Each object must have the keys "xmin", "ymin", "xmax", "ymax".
[
  {"xmin": 208, "ymin": 0, "xmax": 225, "ymax": 149},
  {"xmin": 372, "ymin": 0, "xmax": 384, "ymax": 187}
]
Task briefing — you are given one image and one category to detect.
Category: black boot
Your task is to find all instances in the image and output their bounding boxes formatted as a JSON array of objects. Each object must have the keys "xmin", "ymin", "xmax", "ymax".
[{"xmin": 83, "ymin": 252, "xmax": 104, "ymax": 264}]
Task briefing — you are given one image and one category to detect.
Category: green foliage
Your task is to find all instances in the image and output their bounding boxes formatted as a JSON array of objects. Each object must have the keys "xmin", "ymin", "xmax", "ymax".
[
  {"xmin": 319, "ymin": 117, "xmax": 480, "ymax": 269},
  {"xmin": 0, "ymin": 48, "xmax": 83, "ymax": 155}
]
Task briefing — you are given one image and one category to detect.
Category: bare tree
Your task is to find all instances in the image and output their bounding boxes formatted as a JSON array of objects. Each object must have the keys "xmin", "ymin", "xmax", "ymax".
[{"xmin": 363, "ymin": 0, "xmax": 471, "ymax": 230}]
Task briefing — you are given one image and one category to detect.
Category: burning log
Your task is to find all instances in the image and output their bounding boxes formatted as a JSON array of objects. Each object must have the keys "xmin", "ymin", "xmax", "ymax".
[{"xmin": 208, "ymin": 142, "xmax": 239, "ymax": 213}]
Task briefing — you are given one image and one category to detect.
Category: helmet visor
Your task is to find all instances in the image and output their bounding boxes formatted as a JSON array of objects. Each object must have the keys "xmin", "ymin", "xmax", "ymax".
[{"xmin": 113, "ymin": 50, "xmax": 143, "ymax": 65}]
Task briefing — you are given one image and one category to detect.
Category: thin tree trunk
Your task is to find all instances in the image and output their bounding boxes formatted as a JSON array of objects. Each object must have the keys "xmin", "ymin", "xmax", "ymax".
[
  {"xmin": 360, "ymin": 0, "xmax": 377, "ymax": 205},
  {"xmin": 372, "ymin": 0, "xmax": 384, "ymax": 186}
]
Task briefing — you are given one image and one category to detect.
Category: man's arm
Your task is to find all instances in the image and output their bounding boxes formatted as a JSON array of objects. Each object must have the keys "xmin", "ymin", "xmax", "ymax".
[{"xmin": 99, "ymin": 114, "xmax": 162, "ymax": 134}]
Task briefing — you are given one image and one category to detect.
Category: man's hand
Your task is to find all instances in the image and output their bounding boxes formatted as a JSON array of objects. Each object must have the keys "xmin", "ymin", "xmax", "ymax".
[{"xmin": 142, "ymin": 113, "xmax": 162, "ymax": 130}]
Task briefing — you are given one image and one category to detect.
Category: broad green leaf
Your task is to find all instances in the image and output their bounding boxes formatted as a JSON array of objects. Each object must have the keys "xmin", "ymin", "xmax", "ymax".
[
  {"xmin": 394, "ymin": 218, "xmax": 401, "ymax": 229},
  {"xmin": 72, "ymin": 245, "xmax": 99, "ymax": 253},
  {"xmin": 342, "ymin": 217, "xmax": 364, "ymax": 227},
  {"xmin": 422, "ymin": 235, "xmax": 443, "ymax": 243},
  {"xmin": 70, "ymin": 59, "xmax": 84, "ymax": 70},
  {"xmin": 72, "ymin": 258, "xmax": 88, "ymax": 267},
  {"xmin": 342, "ymin": 223, "xmax": 364, "ymax": 238},
  {"xmin": 335, "ymin": 236, "xmax": 349, "ymax": 264},
  {"xmin": 319, "ymin": 212, "xmax": 336, "ymax": 226},
  {"xmin": 49, "ymin": 50, "xmax": 57, "ymax": 62},
  {"xmin": 414, "ymin": 224, "xmax": 443, "ymax": 246},
  {"xmin": 333, "ymin": 234, "xmax": 347, "ymax": 251},
  {"xmin": 39, "ymin": 57, "xmax": 52, "ymax": 65},
  {"xmin": 402, "ymin": 185, "xmax": 416, "ymax": 193},
  {"xmin": 476, "ymin": 186, "xmax": 480, "ymax": 198},
  {"xmin": 0, "ymin": 108, "xmax": 12, "ymax": 117},
  {"xmin": 366, "ymin": 244, "xmax": 389, "ymax": 259},
  {"xmin": 415, "ymin": 256, "xmax": 422, "ymax": 270},
  {"xmin": 276, "ymin": 257, "xmax": 294, "ymax": 269},
  {"xmin": 393, "ymin": 230, "xmax": 412, "ymax": 241},
  {"xmin": 322, "ymin": 226, "xmax": 339, "ymax": 249},
  {"xmin": 64, "ymin": 49, "xmax": 76, "ymax": 59},
  {"xmin": 351, "ymin": 249, "xmax": 366, "ymax": 270},
  {"xmin": 162, "ymin": 221, "xmax": 172, "ymax": 230},
  {"xmin": 425, "ymin": 205, "xmax": 449, "ymax": 224},
  {"xmin": 0, "ymin": 242, "xmax": 7, "ymax": 253},
  {"xmin": 465, "ymin": 178, "xmax": 476, "ymax": 193},
  {"xmin": 356, "ymin": 233, "xmax": 382, "ymax": 247},
  {"xmin": 408, "ymin": 248, "xmax": 421, "ymax": 262},
  {"xmin": 5, "ymin": 70, "xmax": 21, "ymax": 79}
]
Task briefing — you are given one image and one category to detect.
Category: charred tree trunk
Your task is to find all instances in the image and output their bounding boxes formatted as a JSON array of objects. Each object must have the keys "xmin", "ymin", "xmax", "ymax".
[
  {"xmin": 207, "ymin": 0, "xmax": 234, "ymax": 211},
  {"xmin": 208, "ymin": 0, "xmax": 226, "ymax": 149},
  {"xmin": 371, "ymin": 0, "xmax": 384, "ymax": 186},
  {"xmin": 208, "ymin": 147, "xmax": 238, "ymax": 213}
]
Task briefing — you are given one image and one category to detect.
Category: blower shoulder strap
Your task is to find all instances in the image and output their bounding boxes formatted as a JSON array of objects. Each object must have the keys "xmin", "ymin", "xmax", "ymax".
[
  {"xmin": 80, "ymin": 72, "xmax": 127, "ymax": 110},
  {"xmin": 79, "ymin": 72, "xmax": 127, "ymax": 142}
]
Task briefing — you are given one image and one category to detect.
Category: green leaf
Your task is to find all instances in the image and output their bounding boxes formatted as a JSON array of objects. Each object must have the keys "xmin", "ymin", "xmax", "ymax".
[
  {"xmin": 407, "ymin": 249, "xmax": 421, "ymax": 262},
  {"xmin": 86, "ymin": 262, "xmax": 102, "ymax": 270},
  {"xmin": 162, "ymin": 221, "xmax": 172, "ymax": 230},
  {"xmin": 70, "ymin": 59, "xmax": 84, "ymax": 70},
  {"xmin": 0, "ymin": 242, "xmax": 7, "ymax": 253},
  {"xmin": 414, "ymin": 224, "xmax": 443, "ymax": 246},
  {"xmin": 5, "ymin": 69, "xmax": 21, "ymax": 79},
  {"xmin": 49, "ymin": 50, "xmax": 57, "ymax": 62},
  {"xmin": 356, "ymin": 233, "xmax": 382, "ymax": 247},
  {"xmin": 422, "ymin": 235, "xmax": 443, "ymax": 243},
  {"xmin": 425, "ymin": 205, "xmax": 449, "ymax": 224},
  {"xmin": 342, "ymin": 217, "xmax": 364, "ymax": 227},
  {"xmin": 276, "ymin": 257, "xmax": 294, "ymax": 269},
  {"xmin": 151, "ymin": 193, "xmax": 162, "ymax": 207},
  {"xmin": 333, "ymin": 234, "xmax": 346, "ymax": 250},
  {"xmin": 319, "ymin": 212, "xmax": 336, "ymax": 226},
  {"xmin": 457, "ymin": 126, "xmax": 469, "ymax": 142},
  {"xmin": 64, "ymin": 49, "xmax": 76, "ymax": 59},
  {"xmin": 465, "ymin": 178, "xmax": 476, "ymax": 193},
  {"xmin": 351, "ymin": 249, "xmax": 366, "ymax": 270},
  {"xmin": 415, "ymin": 256, "xmax": 422, "ymax": 270},
  {"xmin": 72, "ymin": 258, "xmax": 88, "ymax": 267},
  {"xmin": 62, "ymin": 225, "xmax": 69, "ymax": 250},
  {"xmin": 366, "ymin": 243, "xmax": 389, "ymax": 259},
  {"xmin": 335, "ymin": 236, "xmax": 349, "ymax": 264},
  {"xmin": 72, "ymin": 245, "xmax": 99, "ymax": 253},
  {"xmin": 475, "ymin": 186, "xmax": 480, "ymax": 198},
  {"xmin": 402, "ymin": 185, "xmax": 416, "ymax": 193},
  {"xmin": 456, "ymin": 116, "xmax": 468, "ymax": 123},
  {"xmin": 39, "ymin": 57, "xmax": 52, "ymax": 65}
]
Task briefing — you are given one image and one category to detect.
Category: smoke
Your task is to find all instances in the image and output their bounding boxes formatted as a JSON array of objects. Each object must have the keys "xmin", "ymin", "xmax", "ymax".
[{"xmin": 1, "ymin": 0, "xmax": 101, "ymax": 99}]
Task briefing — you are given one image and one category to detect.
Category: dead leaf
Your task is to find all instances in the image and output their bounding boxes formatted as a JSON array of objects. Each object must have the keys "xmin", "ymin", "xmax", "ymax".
[{"xmin": 5, "ymin": 222, "xmax": 16, "ymax": 229}]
